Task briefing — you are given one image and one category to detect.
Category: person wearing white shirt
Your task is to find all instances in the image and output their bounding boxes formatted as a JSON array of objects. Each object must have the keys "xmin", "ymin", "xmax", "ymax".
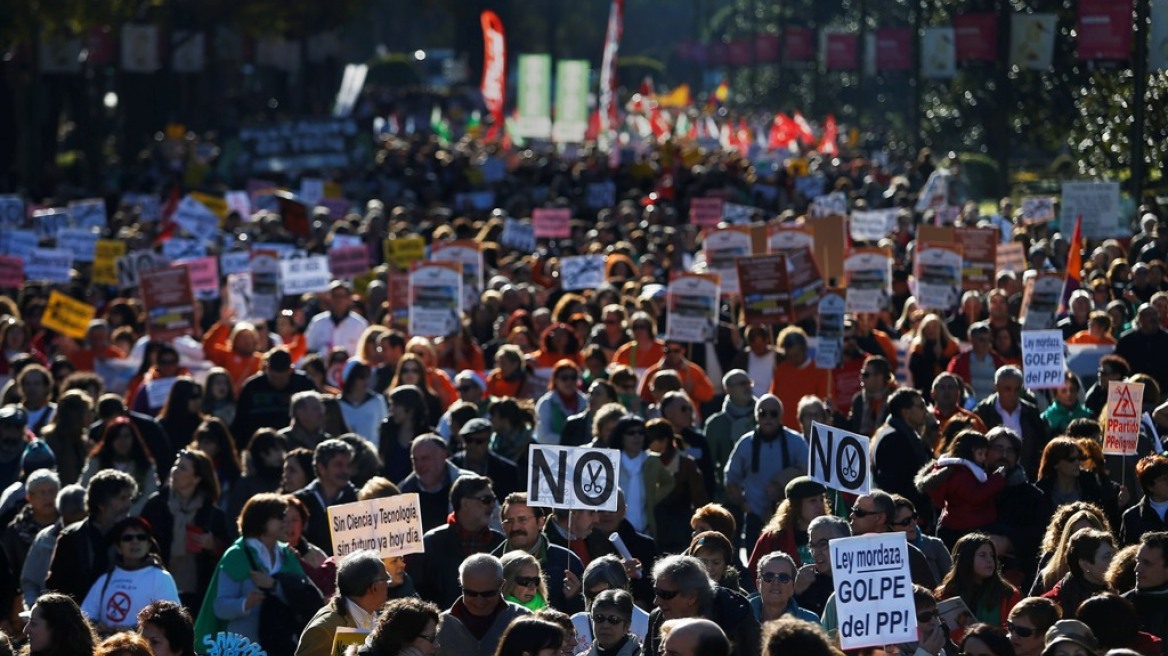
[
  {"xmin": 81, "ymin": 517, "xmax": 180, "ymax": 634},
  {"xmin": 304, "ymin": 281, "xmax": 369, "ymax": 357}
]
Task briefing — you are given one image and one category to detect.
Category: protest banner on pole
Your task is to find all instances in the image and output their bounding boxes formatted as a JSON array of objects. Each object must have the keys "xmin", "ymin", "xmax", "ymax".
[
  {"xmin": 850, "ymin": 209, "xmax": 897, "ymax": 242},
  {"xmin": 956, "ymin": 227, "xmax": 997, "ymax": 292},
  {"xmin": 328, "ymin": 245, "xmax": 370, "ymax": 280},
  {"xmin": 913, "ymin": 243, "xmax": 963, "ymax": 311},
  {"xmin": 516, "ymin": 54, "xmax": 552, "ymax": 139},
  {"xmin": 180, "ymin": 256, "xmax": 220, "ymax": 301},
  {"xmin": 226, "ymin": 272, "xmax": 254, "ymax": 322},
  {"xmin": 431, "ymin": 240, "xmax": 484, "ymax": 309},
  {"xmin": 527, "ymin": 445, "xmax": 621, "ymax": 511},
  {"xmin": 559, "ymin": 255, "xmax": 607, "ymax": 292},
  {"xmin": 117, "ymin": 250, "xmax": 164, "ymax": 290},
  {"xmin": 141, "ymin": 266, "xmax": 196, "ymax": 340},
  {"xmin": 327, "ymin": 494, "xmax": 425, "ymax": 559},
  {"xmin": 666, "ymin": 273, "xmax": 720, "ymax": 343},
  {"xmin": 533, "ymin": 208, "xmax": 572, "ymax": 239},
  {"xmin": 996, "ymin": 242, "xmax": 1027, "ymax": 273},
  {"xmin": 829, "ymin": 532, "xmax": 917, "ymax": 650},
  {"xmin": 817, "ymin": 291, "xmax": 845, "ymax": 369},
  {"xmin": 1021, "ymin": 330, "xmax": 1066, "ymax": 390},
  {"xmin": 0, "ymin": 195, "xmax": 24, "ymax": 229},
  {"xmin": 249, "ymin": 251, "xmax": 281, "ymax": 321},
  {"xmin": 384, "ymin": 236, "xmax": 426, "ymax": 270},
  {"xmin": 173, "ymin": 194, "xmax": 221, "ymax": 242},
  {"xmin": 56, "ymin": 228, "xmax": 99, "ymax": 263},
  {"xmin": 552, "ymin": 59, "xmax": 589, "ymax": 143},
  {"xmin": 33, "ymin": 208, "xmax": 69, "ymax": 241},
  {"xmin": 809, "ymin": 422, "xmax": 870, "ymax": 495},
  {"xmin": 703, "ymin": 226, "xmax": 752, "ymax": 296},
  {"xmin": 409, "ymin": 262, "xmax": 463, "ymax": 338},
  {"xmin": 810, "ymin": 192, "xmax": 848, "ymax": 218},
  {"xmin": 501, "ymin": 219, "xmax": 536, "ymax": 252},
  {"xmin": 1060, "ymin": 181, "xmax": 1121, "ymax": 239},
  {"xmin": 766, "ymin": 224, "xmax": 815, "ymax": 255},
  {"xmin": 279, "ymin": 255, "xmax": 332, "ymax": 296},
  {"xmin": 219, "ymin": 250, "xmax": 251, "ymax": 276},
  {"xmin": 844, "ymin": 248, "xmax": 893, "ymax": 313},
  {"xmin": 1104, "ymin": 380, "xmax": 1145, "ymax": 456},
  {"xmin": 1021, "ymin": 196, "xmax": 1056, "ymax": 224},
  {"xmin": 67, "ymin": 198, "xmax": 107, "ymax": 229},
  {"xmin": 41, "ymin": 291, "xmax": 96, "ymax": 339},
  {"xmin": 1020, "ymin": 272, "xmax": 1063, "ymax": 330},
  {"xmin": 0, "ymin": 231, "xmax": 36, "ymax": 257}
]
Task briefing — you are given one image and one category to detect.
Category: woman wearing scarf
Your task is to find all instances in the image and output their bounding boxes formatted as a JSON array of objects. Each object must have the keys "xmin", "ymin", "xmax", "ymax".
[{"xmin": 535, "ymin": 360, "xmax": 588, "ymax": 445}]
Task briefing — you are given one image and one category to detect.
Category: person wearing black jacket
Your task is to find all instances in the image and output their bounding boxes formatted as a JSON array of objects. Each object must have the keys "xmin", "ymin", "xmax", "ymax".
[
  {"xmin": 644, "ymin": 555, "xmax": 760, "ymax": 656},
  {"xmin": 871, "ymin": 389, "xmax": 934, "ymax": 525},
  {"xmin": 45, "ymin": 469, "xmax": 137, "ymax": 601},
  {"xmin": 230, "ymin": 349, "xmax": 315, "ymax": 447},
  {"xmin": 587, "ymin": 490, "xmax": 660, "ymax": 607},
  {"xmin": 292, "ymin": 439, "xmax": 358, "ymax": 556},
  {"xmin": 450, "ymin": 418, "xmax": 519, "ymax": 499},
  {"xmin": 988, "ymin": 427, "xmax": 1048, "ymax": 587},
  {"xmin": 87, "ymin": 396, "xmax": 173, "ymax": 482},
  {"xmin": 1124, "ymin": 531, "xmax": 1168, "ymax": 645},
  {"xmin": 1121, "ymin": 454, "xmax": 1168, "ymax": 546}
]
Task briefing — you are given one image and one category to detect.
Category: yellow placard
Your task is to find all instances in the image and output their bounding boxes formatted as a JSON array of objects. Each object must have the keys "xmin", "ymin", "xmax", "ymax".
[
  {"xmin": 352, "ymin": 270, "xmax": 376, "ymax": 295},
  {"xmin": 331, "ymin": 628, "xmax": 369, "ymax": 656},
  {"xmin": 384, "ymin": 236, "xmax": 425, "ymax": 270},
  {"xmin": 93, "ymin": 240, "xmax": 126, "ymax": 286},
  {"xmin": 42, "ymin": 291, "xmax": 96, "ymax": 339},
  {"xmin": 190, "ymin": 191, "xmax": 229, "ymax": 221},
  {"xmin": 324, "ymin": 181, "xmax": 344, "ymax": 199}
]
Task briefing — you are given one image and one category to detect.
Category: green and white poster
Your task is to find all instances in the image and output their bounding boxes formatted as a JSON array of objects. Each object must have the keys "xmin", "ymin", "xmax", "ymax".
[
  {"xmin": 553, "ymin": 59, "xmax": 589, "ymax": 143},
  {"xmin": 516, "ymin": 54, "xmax": 552, "ymax": 139}
]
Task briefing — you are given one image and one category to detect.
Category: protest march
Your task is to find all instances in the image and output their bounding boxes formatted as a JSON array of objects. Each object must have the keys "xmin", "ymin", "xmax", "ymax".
[{"xmin": 0, "ymin": 3, "xmax": 1167, "ymax": 656}]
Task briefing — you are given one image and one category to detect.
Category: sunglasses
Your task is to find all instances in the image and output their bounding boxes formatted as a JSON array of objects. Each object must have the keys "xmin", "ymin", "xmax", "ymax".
[
  {"xmin": 759, "ymin": 572, "xmax": 794, "ymax": 584},
  {"xmin": 120, "ymin": 533, "xmax": 150, "ymax": 543},
  {"xmin": 472, "ymin": 494, "xmax": 497, "ymax": 505},
  {"xmin": 592, "ymin": 613, "xmax": 625, "ymax": 626},
  {"xmin": 1007, "ymin": 621, "xmax": 1037, "ymax": 638},
  {"xmin": 417, "ymin": 634, "xmax": 437, "ymax": 644},
  {"xmin": 850, "ymin": 506, "xmax": 879, "ymax": 519},
  {"xmin": 757, "ymin": 410, "xmax": 781, "ymax": 419},
  {"xmin": 891, "ymin": 514, "xmax": 918, "ymax": 527},
  {"xmin": 461, "ymin": 587, "xmax": 499, "ymax": 598},
  {"xmin": 513, "ymin": 576, "xmax": 541, "ymax": 588},
  {"xmin": 654, "ymin": 588, "xmax": 681, "ymax": 600}
]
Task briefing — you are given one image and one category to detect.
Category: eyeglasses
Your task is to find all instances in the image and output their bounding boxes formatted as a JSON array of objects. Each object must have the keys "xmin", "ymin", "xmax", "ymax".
[
  {"xmin": 759, "ymin": 572, "xmax": 794, "ymax": 584},
  {"xmin": 891, "ymin": 514, "xmax": 918, "ymax": 527},
  {"xmin": 757, "ymin": 410, "xmax": 781, "ymax": 419},
  {"xmin": 653, "ymin": 588, "xmax": 681, "ymax": 600},
  {"xmin": 513, "ymin": 576, "xmax": 541, "ymax": 588},
  {"xmin": 850, "ymin": 506, "xmax": 880, "ymax": 519},
  {"xmin": 1006, "ymin": 621, "xmax": 1037, "ymax": 638},
  {"xmin": 120, "ymin": 533, "xmax": 150, "ymax": 543},
  {"xmin": 417, "ymin": 634, "xmax": 437, "ymax": 643},
  {"xmin": 461, "ymin": 587, "xmax": 499, "ymax": 598},
  {"xmin": 472, "ymin": 494, "xmax": 497, "ymax": 505},
  {"xmin": 592, "ymin": 613, "xmax": 626, "ymax": 625},
  {"xmin": 917, "ymin": 610, "xmax": 940, "ymax": 623},
  {"xmin": 464, "ymin": 437, "xmax": 489, "ymax": 446}
]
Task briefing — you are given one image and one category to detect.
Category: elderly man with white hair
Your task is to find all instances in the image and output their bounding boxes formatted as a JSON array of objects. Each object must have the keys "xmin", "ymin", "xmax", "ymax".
[
  {"xmin": 723, "ymin": 394, "xmax": 809, "ymax": 553},
  {"xmin": 435, "ymin": 553, "xmax": 529, "ymax": 656}
]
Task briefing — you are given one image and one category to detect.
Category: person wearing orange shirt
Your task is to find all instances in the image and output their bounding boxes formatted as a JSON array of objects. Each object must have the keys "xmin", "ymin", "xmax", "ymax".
[
  {"xmin": 66, "ymin": 320, "xmax": 127, "ymax": 372},
  {"xmin": 1066, "ymin": 310, "xmax": 1118, "ymax": 345},
  {"xmin": 530, "ymin": 322, "xmax": 583, "ymax": 369},
  {"xmin": 202, "ymin": 308, "xmax": 262, "ymax": 394},
  {"xmin": 768, "ymin": 327, "xmax": 829, "ymax": 431},
  {"xmin": 637, "ymin": 341, "xmax": 715, "ymax": 406},
  {"xmin": 854, "ymin": 313, "xmax": 899, "ymax": 370},
  {"xmin": 611, "ymin": 312, "xmax": 664, "ymax": 373},
  {"xmin": 274, "ymin": 310, "xmax": 308, "ymax": 363}
]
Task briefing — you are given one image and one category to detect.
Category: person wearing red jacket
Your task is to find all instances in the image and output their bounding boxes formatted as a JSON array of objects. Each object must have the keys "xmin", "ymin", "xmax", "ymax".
[{"xmin": 915, "ymin": 428, "xmax": 1007, "ymax": 549}]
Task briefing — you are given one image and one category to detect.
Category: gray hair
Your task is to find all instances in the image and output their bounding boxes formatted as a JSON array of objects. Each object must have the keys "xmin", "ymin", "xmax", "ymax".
[
  {"xmin": 651, "ymin": 555, "xmax": 714, "ymax": 612},
  {"xmin": 721, "ymin": 369, "xmax": 750, "ymax": 388},
  {"xmin": 807, "ymin": 515, "xmax": 851, "ymax": 540},
  {"xmin": 755, "ymin": 393, "xmax": 782, "ymax": 416},
  {"xmin": 757, "ymin": 551, "xmax": 797, "ymax": 576},
  {"xmin": 290, "ymin": 390, "xmax": 324, "ymax": 418},
  {"xmin": 56, "ymin": 484, "xmax": 85, "ymax": 516},
  {"xmin": 26, "ymin": 470, "xmax": 60, "ymax": 493},
  {"xmin": 582, "ymin": 555, "xmax": 630, "ymax": 602},
  {"xmin": 459, "ymin": 553, "xmax": 503, "ymax": 585},
  {"xmin": 994, "ymin": 365, "xmax": 1024, "ymax": 385},
  {"xmin": 335, "ymin": 550, "xmax": 387, "ymax": 599}
]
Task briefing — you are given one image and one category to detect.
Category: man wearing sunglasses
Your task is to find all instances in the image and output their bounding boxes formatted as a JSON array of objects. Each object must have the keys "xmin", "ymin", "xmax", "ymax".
[
  {"xmin": 847, "ymin": 492, "xmax": 936, "ymax": 588},
  {"xmin": 408, "ymin": 474, "xmax": 503, "ymax": 610},
  {"xmin": 435, "ymin": 553, "xmax": 529, "ymax": 656},
  {"xmin": 893, "ymin": 585, "xmax": 951, "ymax": 656}
]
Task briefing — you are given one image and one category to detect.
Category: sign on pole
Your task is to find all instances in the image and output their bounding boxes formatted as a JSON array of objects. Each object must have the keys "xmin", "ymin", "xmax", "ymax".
[
  {"xmin": 828, "ymin": 532, "xmax": 918, "ymax": 650},
  {"xmin": 409, "ymin": 262, "xmax": 463, "ymax": 338},
  {"xmin": 326, "ymin": 494, "xmax": 425, "ymax": 559},
  {"xmin": 816, "ymin": 292, "xmax": 845, "ymax": 369},
  {"xmin": 1104, "ymin": 380, "xmax": 1145, "ymax": 455},
  {"xmin": 808, "ymin": 422, "xmax": 870, "ymax": 495},
  {"xmin": 666, "ymin": 273, "xmax": 720, "ymax": 343},
  {"xmin": 279, "ymin": 255, "xmax": 332, "ymax": 296},
  {"xmin": 559, "ymin": 255, "xmax": 607, "ymax": 291},
  {"xmin": 527, "ymin": 445, "xmax": 621, "ymax": 511},
  {"xmin": 41, "ymin": 291, "xmax": 96, "ymax": 340},
  {"xmin": 1021, "ymin": 330, "xmax": 1065, "ymax": 390},
  {"xmin": 140, "ymin": 266, "xmax": 196, "ymax": 340}
]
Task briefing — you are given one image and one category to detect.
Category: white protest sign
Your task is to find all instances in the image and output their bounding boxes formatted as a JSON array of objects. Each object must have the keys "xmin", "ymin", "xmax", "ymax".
[
  {"xmin": 829, "ymin": 532, "xmax": 917, "ymax": 650},
  {"xmin": 25, "ymin": 248, "xmax": 73, "ymax": 283},
  {"xmin": 811, "ymin": 192, "xmax": 848, "ymax": 218},
  {"xmin": 145, "ymin": 376, "xmax": 179, "ymax": 409},
  {"xmin": 249, "ymin": 252, "xmax": 281, "ymax": 320},
  {"xmin": 1021, "ymin": 196, "xmax": 1055, "ymax": 224},
  {"xmin": 702, "ymin": 226, "xmax": 752, "ymax": 296},
  {"xmin": 850, "ymin": 209, "xmax": 897, "ymax": 242},
  {"xmin": 527, "ymin": 445, "xmax": 621, "ymax": 511},
  {"xmin": 586, "ymin": 181, "xmax": 617, "ymax": 209},
  {"xmin": 915, "ymin": 169, "xmax": 949, "ymax": 212},
  {"xmin": 914, "ymin": 243, "xmax": 963, "ymax": 311},
  {"xmin": 0, "ymin": 195, "xmax": 24, "ymax": 229},
  {"xmin": 219, "ymin": 250, "xmax": 252, "ymax": 276},
  {"xmin": 560, "ymin": 255, "xmax": 607, "ymax": 291},
  {"xmin": 1021, "ymin": 330, "xmax": 1065, "ymax": 390},
  {"xmin": 68, "ymin": 199, "xmax": 107, "ymax": 229},
  {"xmin": 666, "ymin": 273, "xmax": 720, "ymax": 343},
  {"xmin": 34, "ymin": 208, "xmax": 70, "ymax": 240},
  {"xmin": 409, "ymin": 262, "xmax": 463, "ymax": 337},
  {"xmin": 56, "ymin": 228, "xmax": 99, "ymax": 263},
  {"xmin": 162, "ymin": 238, "xmax": 206, "ymax": 261},
  {"xmin": 844, "ymin": 249, "xmax": 893, "ymax": 313},
  {"xmin": 431, "ymin": 241, "xmax": 483, "ymax": 309},
  {"xmin": 225, "ymin": 191, "xmax": 252, "ymax": 220},
  {"xmin": 118, "ymin": 250, "xmax": 166, "ymax": 289},
  {"xmin": 501, "ymin": 219, "xmax": 536, "ymax": 252},
  {"xmin": 1104, "ymin": 380, "xmax": 1145, "ymax": 456},
  {"xmin": 173, "ymin": 195, "xmax": 220, "ymax": 242},
  {"xmin": 226, "ymin": 272, "xmax": 255, "ymax": 322},
  {"xmin": 327, "ymin": 494, "xmax": 425, "ymax": 559},
  {"xmin": 0, "ymin": 230, "xmax": 36, "ymax": 257},
  {"xmin": 279, "ymin": 255, "xmax": 331, "ymax": 296},
  {"xmin": 808, "ymin": 422, "xmax": 870, "ymax": 495},
  {"xmin": 1060, "ymin": 181, "xmax": 1121, "ymax": 239},
  {"xmin": 817, "ymin": 292, "xmax": 845, "ymax": 369}
]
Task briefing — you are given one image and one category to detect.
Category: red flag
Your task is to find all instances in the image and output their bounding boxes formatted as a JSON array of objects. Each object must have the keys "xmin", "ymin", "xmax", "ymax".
[
  {"xmin": 792, "ymin": 111, "xmax": 816, "ymax": 145},
  {"xmin": 157, "ymin": 186, "xmax": 180, "ymax": 237},
  {"xmin": 480, "ymin": 11, "xmax": 506, "ymax": 141},
  {"xmin": 817, "ymin": 115, "xmax": 839, "ymax": 155},
  {"xmin": 1058, "ymin": 214, "xmax": 1084, "ymax": 315},
  {"xmin": 768, "ymin": 113, "xmax": 797, "ymax": 150},
  {"xmin": 650, "ymin": 105, "xmax": 670, "ymax": 141},
  {"xmin": 598, "ymin": 0, "xmax": 624, "ymax": 141}
]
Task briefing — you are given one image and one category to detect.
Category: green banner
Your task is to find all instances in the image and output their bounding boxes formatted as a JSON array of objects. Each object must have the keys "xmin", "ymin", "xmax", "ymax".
[
  {"xmin": 553, "ymin": 59, "xmax": 589, "ymax": 143},
  {"xmin": 516, "ymin": 54, "xmax": 552, "ymax": 139}
]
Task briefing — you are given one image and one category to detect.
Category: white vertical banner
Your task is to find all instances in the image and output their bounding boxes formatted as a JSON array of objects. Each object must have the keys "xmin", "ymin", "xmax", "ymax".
[
  {"xmin": 516, "ymin": 54, "xmax": 553, "ymax": 139},
  {"xmin": 1010, "ymin": 14, "xmax": 1057, "ymax": 70},
  {"xmin": 552, "ymin": 59, "xmax": 590, "ymax": 143},
  {"xmin": 921, "ymin": 28, "xmax": 956, "ymax": 79}
]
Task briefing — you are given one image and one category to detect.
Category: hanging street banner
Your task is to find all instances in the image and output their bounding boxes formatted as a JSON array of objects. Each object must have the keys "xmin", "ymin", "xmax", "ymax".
[
  {"xmin": 516, "ymin": 54, "xmax": 553, "ymax": 139},
  {"xmin": 553, "ymin": 59, "xmax": 589, "ymax": 143}
]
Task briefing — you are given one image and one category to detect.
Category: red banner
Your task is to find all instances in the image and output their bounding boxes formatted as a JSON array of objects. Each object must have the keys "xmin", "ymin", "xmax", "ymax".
[
  {"xmin": 953, "ymin": 14, "xmax": 997, "ymax": 62},
  {"xmin": 598, "ymin": 0, "xmax": 624, "ymax": 139},
  {"xmin": 1078, "ymin": 0, "xmax": 1133, "ymax": 61},
  {"xmin": 825, "ymin": 32, "xmax": 858, "ymax": 70},
  {"xmin": 875, "ymin": 27, "xmax": 912, "ymax": 71},
  {"xmin": 783, "ymin": 27, "xmax": 814, "ymax": 62},
  {"xmin": 479, "ymin": 11, "xmax": 506, "ymax": 140},
  {"xmin": 755, "ymin": 35, "xmax": 780, "ymax": 63}
]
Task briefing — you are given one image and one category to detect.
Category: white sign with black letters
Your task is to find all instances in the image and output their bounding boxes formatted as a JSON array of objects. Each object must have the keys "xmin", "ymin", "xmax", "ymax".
[
  {"xmin": 808, "ymin": 422, "xmax": 870, "ymax": 495},
  {"xmin": 829, "ymin": 532, "xmax": 917, "ymax": 650},
  {"xmin": 1021, "ymin": 330, "xmax": 1065, "ymax": 390},
  {"xmin": 560, "ymin": 255, "xmax": 607, "ymax": 291},
  {"xmin": 527, "ymin": 445, "xmax": 621, "ymax": 511}
]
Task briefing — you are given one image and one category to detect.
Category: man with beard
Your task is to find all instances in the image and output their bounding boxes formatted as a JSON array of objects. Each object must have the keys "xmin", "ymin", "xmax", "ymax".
[
  {"xmin": 490, "ymin": 492, "xmax": 584, "ymax": 614},
  {"xmin": 987, "ymin": 426, "xmax": 1046, "ymax": 585},
  {"xmin": 45, "ymin": 469, "xmax": 138, "ymax": 600}
]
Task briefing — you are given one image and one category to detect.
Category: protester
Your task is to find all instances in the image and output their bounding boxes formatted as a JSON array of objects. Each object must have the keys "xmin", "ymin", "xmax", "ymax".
[
  {"xmin": 434, "ymin": 554, "xmax": 530, "ymax": 656},
  {"xmin": 23, "ymin": 593, "xmax": 98, "ymax": 656},
  {"xmin": 81, "ymin": 517, "xmax": 180, "ymax": 635},
  {"xmin": 295, "ymin": 550, "xmax": 390, "ymax": 656},
  {"xmin": 136, "ymin": 601, "xmax": 196, "ymax": 656}
]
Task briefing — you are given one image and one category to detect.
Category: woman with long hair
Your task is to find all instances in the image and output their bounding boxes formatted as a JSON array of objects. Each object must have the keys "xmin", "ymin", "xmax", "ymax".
[
  {"xmin": 403, "ymin": 337, "xmax": 457, "ymax": 409},
  {"xmin": 908, "ymin": 313, "xmax": 961, "ymax": 401},
  {"xmin": 501, "ymin": 550, "xmax": 549, "ymax": 612},
  {"xmin": 226, "ymin": 430, "xmax": 286, "ymax": 519},
  {"xmin": 40, "ymin": 389, "xmax": 93, "ymax": 485},
  {"xmin": 748, "ymin": 477, "xmax": 827, "ymax": 581},
  {"xmin": 1038, "ymin": 528, "xmax": 1115, "ymax": 619},
  {"xmin": 535, "ymin": 360, "xmax": 588, "ymax": 446},
  {"xmin": 337, "ymin": 360, "xmax": 388, "ymax": 446},
  {"xmin": 915, "ymin": 429, "xmax": 1007, "ymax": 548},
  {"xmin": 22, "ymin": 592, "xmax": 98, "ymax": 656},
  {"xmin": 379, "ymin": 385, "xmax": 434, "ymax": 483},
  {"xmin": 1036, "ymin": 438, "xmax": 1116, "ymax": 525},
  {"xmin": 935, "ymin": 533, "xmax": 1020, "ymax": 638},
  {"xmin": 156, "ymin": 378, "xmax": 204, "ymax": 468},
  {"xmin": 201, "ymin": 368, "xmax": 237, "ymax": 428},
  {"xmin": 81, "ymin": 417, "xmax": 158, "ymax": 515},
  {"xmin": 281, "ymin": 448, "xmax": 314, "ymax": 494},
  {"xmin": 136, "ymin": 601, "xmax": 197, "ymax": 656},
  {"xmin": 127, "ymin": 344, "xmax": 189, "ymax": 417},
  {"xmin": 492, "ymin": 618, "xmax": 565, "ymax": 656},
  {"xmin": 0, "ymin": 318, "xmax": 45, "ymax": 384},
  {"xmin": 282, "ymin": 495, "xmax": 330, "ymax": 595},
  {"xmin": 348, "ymin": 597, "xmax": 439, "ymax": 656},
  {"xmin": 388, "ymin": 354, "xmax": 442, "ymax": 424},
  {"xmin": 188, "ymin": 418, "xmax": 242, "ymax": 498},
  {"xmin": 1031, "ymin": 506, "xmax": 1112, "ymax": 596},
  {"xmin": 489, "ymin": 397, "xmax": 537, "ymax": 466},
  {"xmin": 81, "ymin": 517, "xmax": 180, "ymax": 636},
  {"xmin": 140, "ymin": 449, "xmax": 231, "ymax": 610}
]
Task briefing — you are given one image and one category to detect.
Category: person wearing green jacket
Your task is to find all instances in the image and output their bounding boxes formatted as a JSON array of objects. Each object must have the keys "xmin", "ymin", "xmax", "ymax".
[{"xmin": 1041, "ymin": 372, "xmax": 1092, "ymax": 436}]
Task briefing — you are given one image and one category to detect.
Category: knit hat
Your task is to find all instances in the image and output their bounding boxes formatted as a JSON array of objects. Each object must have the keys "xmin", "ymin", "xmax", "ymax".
[
  {"xmin": 784, "ymin": 476, "xmax": 826, "ymax": 501},
  {"xmin": 21, "ymin": 440, "xmax": 55, "ymax": 476}
]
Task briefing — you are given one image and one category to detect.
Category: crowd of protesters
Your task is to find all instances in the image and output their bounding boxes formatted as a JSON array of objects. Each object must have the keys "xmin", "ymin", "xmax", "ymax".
[{"xmin": 0, "ymin": 123, "xmax": 1163, "ymax": 656}]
